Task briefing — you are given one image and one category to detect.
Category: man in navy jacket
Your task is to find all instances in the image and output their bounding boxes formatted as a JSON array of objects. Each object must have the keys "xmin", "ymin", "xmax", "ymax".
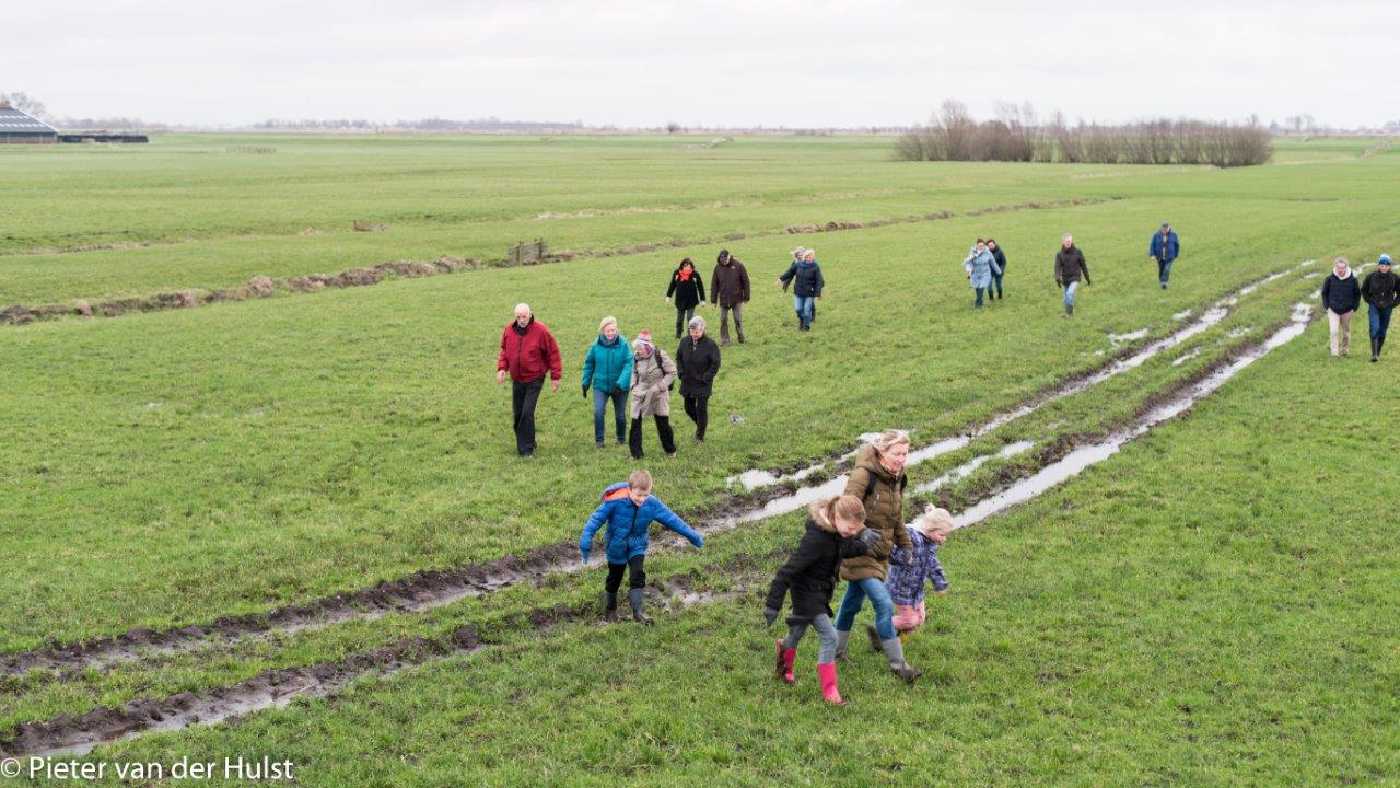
[{"xmin": 1149, "ymin": 222, "xmax": 1181, "ymax": 290}]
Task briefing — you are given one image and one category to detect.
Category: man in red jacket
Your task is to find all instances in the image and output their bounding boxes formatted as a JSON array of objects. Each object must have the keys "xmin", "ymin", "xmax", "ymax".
[{"xmin": 496, "ymin": 303, "xmax": 562, "ymax": 456}]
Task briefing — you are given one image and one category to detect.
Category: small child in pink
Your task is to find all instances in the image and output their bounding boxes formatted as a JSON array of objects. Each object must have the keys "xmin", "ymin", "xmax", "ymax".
[{"xmin": 887, "ymin": 508, "xmax": 952, "ymax": 643}]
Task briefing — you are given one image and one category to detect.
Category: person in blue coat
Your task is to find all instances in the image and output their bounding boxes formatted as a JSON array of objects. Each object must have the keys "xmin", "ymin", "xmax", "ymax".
[
  {"xmin": 777, "ymin": 249, "xmax": 826, "ymax": 331},
  {"xmin": 581, "ymin": 316, "xmax": 634, "ymax": 448},
  {"xmin": 963, "ymin": 239, "xmax": 1002, "ymax": 308},
  {"xmin": 580, "ymin": 469, "xmax": 704, "ymax": 623},
  {"xmin": 1148, "ymin": 222, "xmax": 1180, "ymax": 289}
]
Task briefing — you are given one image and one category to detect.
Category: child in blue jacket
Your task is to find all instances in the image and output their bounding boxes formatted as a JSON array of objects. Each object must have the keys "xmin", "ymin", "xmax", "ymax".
[
  {"xmin": 580, "ymin": 469, "xmax": 704, "ymax": 623},
  {"xmin": 886, "ymin": 507, "xmax": 952, "ymax": 645}
]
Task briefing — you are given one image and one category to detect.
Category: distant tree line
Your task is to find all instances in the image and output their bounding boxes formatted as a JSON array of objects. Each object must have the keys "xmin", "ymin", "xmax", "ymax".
[
  {"xmin": 255, "ymin": 117, "xmax": 584, "ymax": 131},
  {"xmin": 897, "ymin": 101, "xmax": 1273, "ymax": 167}
]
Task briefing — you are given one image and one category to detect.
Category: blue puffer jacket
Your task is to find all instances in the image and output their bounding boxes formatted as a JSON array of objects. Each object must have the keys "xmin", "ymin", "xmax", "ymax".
[
  {"xmin": 581, "ymin": 334, "xmax": 633, "ymax": 394},
  {"xmin": 1149, "ymin": 231, "xmax": 1180, "ymax": 262},
  {"xmin": 580, "ymin": 482, "xmax": 704, "ymax": 563},
  {"xmin": 964, "ymin": 248, "xmax": 1001, "ymax": 289},
  {"xmin": 779, "ymin": 260, "xmax": 825, "ymax": 297}
]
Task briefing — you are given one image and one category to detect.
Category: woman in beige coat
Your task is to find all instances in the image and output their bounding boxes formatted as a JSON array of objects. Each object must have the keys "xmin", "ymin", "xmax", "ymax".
[{"xmin": 628, "ymin": 330, "xmax": 678, "ymax": 459}]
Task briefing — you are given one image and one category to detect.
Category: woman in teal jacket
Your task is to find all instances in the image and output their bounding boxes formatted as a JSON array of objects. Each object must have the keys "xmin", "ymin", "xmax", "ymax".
[{"xmin": 581, "ymin": 316, "xmax": 634, "ymax": 447}]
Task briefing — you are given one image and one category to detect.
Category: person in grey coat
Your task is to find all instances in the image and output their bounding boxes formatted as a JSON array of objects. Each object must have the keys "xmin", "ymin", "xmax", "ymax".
[
  {"xmin": 964, "ymin": 239, "xmax": 1002, "ymax": 309},
  {"xmin": 628, "ymin": 331, "xmax": 678, "ymax": 458}
]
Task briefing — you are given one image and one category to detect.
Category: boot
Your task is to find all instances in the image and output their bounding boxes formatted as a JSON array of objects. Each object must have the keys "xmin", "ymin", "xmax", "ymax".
[
  {"xmin": 834, "ymin": 629, "xmax": 851, "ymax": 661},
  {"xmin": 629, "ymin": 588, "xmax": 653, "ymax": 625},
  {"xmin": 1067, "ymin": 302, "xmax": 1074, "ymax": 317},
  {"xmin": 881, "ymin": 637, "xmax": 922, "ymax": 683},
  {"xmin": 1373, "ymin": 337, "xmax": 1381, "ymax": 362},
  {"xmin": 865, "ymin": 624, "xmax": 882, "ymax": 653},
  {"xmin": 817, "ymin": 662, "xmax": 846, "ymax": 705},
  {"xmin": 601, "ymin": 591, "xmax": 618, "ymax": 622},
  {"xmin": 736, "ymin": 326, "xmax": 746, "ymax": 344},
  {"xmin": 774, "ymin": 640, "xmax": 797, "ymax": 684}
]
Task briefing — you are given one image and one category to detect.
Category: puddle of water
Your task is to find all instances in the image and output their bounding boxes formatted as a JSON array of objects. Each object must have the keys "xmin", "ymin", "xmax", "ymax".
[
  {"xmin": 726, "ymin": 431, "xmax": 887, "ymax": 490},
  {"xmin": 1171, "ymin": 348, "xmax": 1203, "ymax": 367},
  {"xmin": 1108, "ymin": 328, "xmax": 1150, "ymax": 346},
  {"xmin": 912, "ymin": 441, "xmax": 1034, "ymax": 494},
  {"xmin": 1172, "ymin": 310, "xmax": 1193, "ymax": 322},
  {"xmin": 952, "ymin": 304, "xmax": 1313, "ymax": 530}
]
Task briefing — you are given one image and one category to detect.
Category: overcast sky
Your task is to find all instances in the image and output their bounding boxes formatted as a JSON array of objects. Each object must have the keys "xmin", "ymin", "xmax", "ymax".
[{"xmin": 5, "ymin": 0, "xmax": 1396, "ymax": 128}]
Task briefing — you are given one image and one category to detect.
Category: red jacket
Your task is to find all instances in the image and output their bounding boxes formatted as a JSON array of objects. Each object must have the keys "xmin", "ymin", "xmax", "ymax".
[{"xmin": 497, "ymin": 318, "xmax": 562, "ymax": 383}]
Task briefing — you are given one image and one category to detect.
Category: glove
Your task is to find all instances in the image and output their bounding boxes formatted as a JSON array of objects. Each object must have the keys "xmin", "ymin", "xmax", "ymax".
[
  {"xmin": 690, "ymin": 533, "xmax": 704, "ymax": 549},
  {"xmin": 665, "ymin": 297, "xmax": 672, "ymax": 303},
  {"xmin": 764, "ymin": 607, "xmax": 780, "ymax": 627},
  {"xmin": 856, "ymin": 528, "xmax": 881, "ymax": 549},
  {"xmin": 581, "ymin": 385, "xmax": 589, "ymax": 399}
]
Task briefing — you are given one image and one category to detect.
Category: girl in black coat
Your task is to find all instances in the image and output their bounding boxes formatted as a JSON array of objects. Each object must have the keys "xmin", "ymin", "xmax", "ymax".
[
  {"xmin": 764, "ymin": 495, "xmax": 877, "ymax": 705},
  {"xmin": 987, "ymin": 239, "xmax": 1007, "ymax": 299},
  {"xmin": 665, "ymin": 258, "xmax": 706, "ymax": 339}
]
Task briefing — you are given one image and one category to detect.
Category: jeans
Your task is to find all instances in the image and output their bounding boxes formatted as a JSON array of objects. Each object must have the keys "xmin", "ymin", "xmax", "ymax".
[
  {"xmin": 683, "ymin": 395, "xmax": 709, "ymax": 439},
  {"xmin": 974, "ymin": 287, "xmax": 986, "ymax": 307},
  {"xmin": 605, "ymin": 555, "xmax": 646, "ymax": 593},
  {"xmin": 674, "ymin": 306, "xmax": 695, "ymax": 338},
  {"xmin": 1370, "ymin": 304, "xmax": 1393, "ymax": 340},
  {"xmin": 592, "ymin": 388, "xmax": 627, "ymax": 444},
  {"xmin": 511, "ymin": 377, "xmax": 544, "ymax": 455},
  {"xmin": 833, "ymin": 577, "xmax": 896, "ymax": 641},
  {"xmin": 990, "ymin": 272, "xmax": 1003, "ymax": 298},
  {"xmin": 719, "ymin": 302, "xmax": 745, "ymax": 342},
  {"xmin": 782, "ymin": 613, "xmax": 839, "ymax": 663},
  {"xmin": 1063, "ymin": 280, "xmax": 1079, "ymax": 310},
  {"xmin": 1328, "ymin": 309, "xmax": 1353, "ymax": 356},
  {"xmin": 793, "ymin": 295, "xmax": 815, "ymax": 326},
  {"xmin": 1156, "ymin": 258, "xmax": 1175, "ymax": 285},
  {"xmin": 629, "ymin": 415, "xmax": 676, "ymax": 458}
]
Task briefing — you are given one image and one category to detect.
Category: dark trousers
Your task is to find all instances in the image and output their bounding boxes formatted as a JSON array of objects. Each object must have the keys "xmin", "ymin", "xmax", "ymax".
[
  {"xmin": 1156, "ymin": 258, "xmax": 1175, "ymax": 285},
  {"xmin": 1369, "ymin": 305, "xmax": 1393, "ymax": 340},
  {"xmin": 683, "ymin": 395, "xmax": 709, "ymax": 439},
  {"xmin": 974, "ymin": 287, "xmax": 986, "ymax": 307},
  {"xmin": 629, "ymin": 415, "xmax": 676, "ymax": 459},
  {"xmin": 990, "ymin": 272, "xmax": 1003, "ymax": 298},
  {"xmin": 674, "ymin": 306, "xmax": 695, "ymax": 338},
  {"xmin": 605, "ymin": 555, "xmax": 646, "ymax": 594},
  {"xmin": 511, "ymin": 377, "xmax": 544, "ymax": 455}
]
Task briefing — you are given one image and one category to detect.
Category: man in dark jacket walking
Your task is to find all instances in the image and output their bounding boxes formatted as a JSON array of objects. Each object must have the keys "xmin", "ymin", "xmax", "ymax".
[
  {"xmin": 675, "ymin": 316, "xmax": 722, "ymax": 441},
  {"xmin": 1054, "ymin": 233, "xmax": 1092, "ymax": 317},
  {"xmin": 1148, "ymin": 222, "xmax": 1180, "ymax": 290},
  {"xmin": 777, "ymin": 249, "xmax": 826, "ymax": 331},
  {"xmin": 710, "ymin": 249, "xmax": 751, "ymax": 346},
  {"xmin": 1362, "ymin": 253, "xmax": 1397, "ymax": 362},
  {"xmin": 1321, "ymin": 257, "xmax": 1362, "ymax": 357},
  {"xmin": 496, "ymin": 303, "xmax": 562, "ymax": 456},
  {"xmin": 987, "ymin": 239, "xmax": 1008, "ymax": 299}
]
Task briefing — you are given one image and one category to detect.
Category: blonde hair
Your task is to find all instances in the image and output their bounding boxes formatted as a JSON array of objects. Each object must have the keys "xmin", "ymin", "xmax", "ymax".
[
  {"xmin": 627, "ymin": 469, "xmax": 653, "ymax": 492},
  {"xmin": 598, "ymin": 315, "xmax": 618, "ymax": 334},
  {"xmin": 811, "ymin": 494, "xmax": 865, "ymax": 526},
  {"xmin": 918, "ymin": 507, "xmax": 955, "ymax": 535},
  {"xmin": 1333, "ymin": 256, "xmax": 1349, "ymax": 267},
  {"xmin": 870, "ymin": 429, "xmax": 911, "ymax": 456}
]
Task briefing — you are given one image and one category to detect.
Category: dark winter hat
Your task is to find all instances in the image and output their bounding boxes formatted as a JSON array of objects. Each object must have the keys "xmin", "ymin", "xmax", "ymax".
[{"xmin": 1379, "ymin": 254, "xmax": 1392, "ymax": 266}]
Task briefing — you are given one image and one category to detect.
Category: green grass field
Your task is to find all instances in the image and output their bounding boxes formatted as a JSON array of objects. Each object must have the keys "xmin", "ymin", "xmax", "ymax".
[{"xmin": 0, "ymin": 134, "xmax": 1396, "ymax": 785}]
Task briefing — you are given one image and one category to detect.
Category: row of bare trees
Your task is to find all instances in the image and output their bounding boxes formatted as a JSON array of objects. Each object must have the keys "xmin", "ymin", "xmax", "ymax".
[{"xmin": 897, "ymin": 101, "xmax": 1272, "ymax": 167}]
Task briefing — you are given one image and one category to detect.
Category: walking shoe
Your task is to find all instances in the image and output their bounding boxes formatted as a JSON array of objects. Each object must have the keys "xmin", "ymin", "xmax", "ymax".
[
  {"xmin": 817, "ymin": 662, "xmax": 846, "ymax": 705},
  {"xmin": 880, "ymin": 637, "xmax": 922, "ymax": 683},
  {"xmin": 596, "ymin": 440, "xmax": 605, "ymax": 449}
]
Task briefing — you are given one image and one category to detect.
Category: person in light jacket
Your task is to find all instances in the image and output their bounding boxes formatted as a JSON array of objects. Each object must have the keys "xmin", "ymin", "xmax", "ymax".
[
  {"xmin": 964, "ymin": 238, "xmax": 1002, "ymax": 309},
  {"xmin": 627, "ymin": 331, "xmax": 678, "ymax": 458}
]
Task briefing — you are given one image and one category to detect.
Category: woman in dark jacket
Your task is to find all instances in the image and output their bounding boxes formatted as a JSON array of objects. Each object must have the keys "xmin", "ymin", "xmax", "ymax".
[
  {"xmin": 1321, "ymin": 256, "xmax": 1362, "ymax": 357},
  {"xmin": 665, "ymin": 258, "xmax": 706, "ymax": 339},
  {"xmin": 675, "ymin": 316, "xmax": 722, "ymax": 441},
  {"xmin": 764, "ymin": 495, "xmax": 877, "ymax": 705},
  {"xmin": 987, "ymin": 239, "xmax": 1007, "ymax": 300},
  {"xmin": 1362, "ymin": 253, "xmax": 1397, "ymax": 362}
]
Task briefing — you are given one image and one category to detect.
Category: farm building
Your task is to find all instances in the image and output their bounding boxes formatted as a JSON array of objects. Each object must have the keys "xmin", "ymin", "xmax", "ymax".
[{"xmin": 0, "ymin": 102, "xmax": 58, "ymax": 143}]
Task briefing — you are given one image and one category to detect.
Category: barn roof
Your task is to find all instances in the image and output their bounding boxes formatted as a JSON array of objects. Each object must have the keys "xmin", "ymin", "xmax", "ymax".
[{"xmin": 0, "ymin": 105, "xmax": 58, "ymax": 133}]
